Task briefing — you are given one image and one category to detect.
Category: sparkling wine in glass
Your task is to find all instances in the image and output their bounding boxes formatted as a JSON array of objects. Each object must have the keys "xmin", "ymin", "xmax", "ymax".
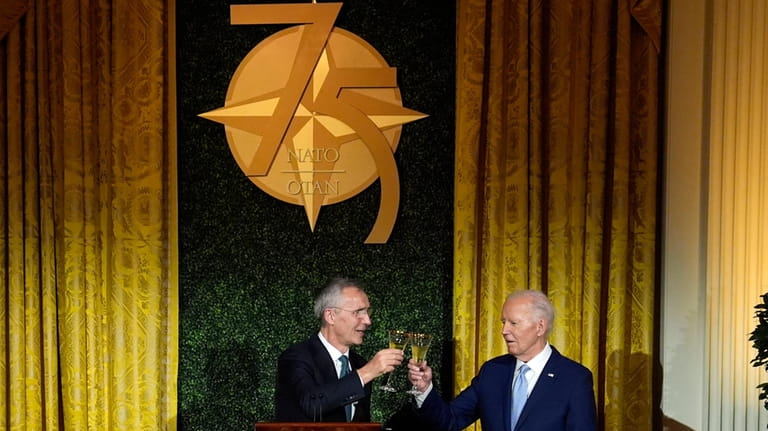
[
  {"xmin": 407, "ymin": 333, "xmax": 433, "ymax": 395},
  {"xmin": 380, "ymin": 329, "xmax": 409, "ymax": 392}
]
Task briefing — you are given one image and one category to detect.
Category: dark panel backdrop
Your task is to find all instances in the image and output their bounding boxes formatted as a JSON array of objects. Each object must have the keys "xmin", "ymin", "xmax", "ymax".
[{"xmin": 177, "ymin": 1, "xmax": 455, "ymax": 430}]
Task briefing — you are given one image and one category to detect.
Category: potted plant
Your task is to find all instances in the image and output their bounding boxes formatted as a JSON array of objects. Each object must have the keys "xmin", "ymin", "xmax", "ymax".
[{"xmin": 750, "ymin": 292, "xmax": 768, "ymax": 416}]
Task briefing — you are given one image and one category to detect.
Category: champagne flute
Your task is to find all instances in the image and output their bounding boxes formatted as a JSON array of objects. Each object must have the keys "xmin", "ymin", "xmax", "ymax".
[
  {"xmin": 380, "ymin": 329, "xmax": 409, "ymax": 392},
  {"xmin": 407, "ymin": 332, "xmax": 433, "ymax": 395}
]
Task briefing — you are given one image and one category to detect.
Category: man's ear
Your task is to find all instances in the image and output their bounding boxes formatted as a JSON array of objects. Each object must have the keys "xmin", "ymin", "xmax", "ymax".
[
  {"xmin": 325, "ymin": 308, "xmax": 336, "ymax": 325},
  {"xmin": 536, "ymin": 319, "xmax": 547, "ymax": 336}
]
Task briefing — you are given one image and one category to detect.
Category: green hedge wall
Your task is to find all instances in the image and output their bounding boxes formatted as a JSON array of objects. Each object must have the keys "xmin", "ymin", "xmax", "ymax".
[{"xmin": 177, "ymin": 1, "xmax": 455, "ymax": 430}]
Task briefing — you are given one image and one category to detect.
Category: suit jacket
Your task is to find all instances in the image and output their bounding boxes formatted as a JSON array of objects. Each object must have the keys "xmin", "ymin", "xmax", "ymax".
[
  {"xmin": 419, "ymin": 346, "xmax": 596, "ymax": 431},
  {"xmin": 276, "ymin": 334, "xmax": 371, "ymax": 422}
]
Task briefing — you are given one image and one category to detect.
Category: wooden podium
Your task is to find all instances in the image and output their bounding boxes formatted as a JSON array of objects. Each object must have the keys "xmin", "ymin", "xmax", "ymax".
[{"xmin": 254, "ymin": 423, "xmax": 382, "ymax": 431}]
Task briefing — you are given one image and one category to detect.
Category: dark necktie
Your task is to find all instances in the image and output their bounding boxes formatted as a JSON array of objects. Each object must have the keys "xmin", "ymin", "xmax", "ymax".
[
  {"xmin": 339, "ymin": 355, "xmax": 352, "ymax": 422},
  {"xmin": 510, "ymin": 364, "xmax": 529, "ymax": 430}
]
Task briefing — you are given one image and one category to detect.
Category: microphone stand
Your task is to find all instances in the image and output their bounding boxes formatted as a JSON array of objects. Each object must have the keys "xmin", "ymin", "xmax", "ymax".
[
  {"xmin": 311, "ymin": 394, "xmax": 318, "ymax": 422},
  {"xmin": 317, "ymin": 394, "xmax": 324, "ymax": 422}
]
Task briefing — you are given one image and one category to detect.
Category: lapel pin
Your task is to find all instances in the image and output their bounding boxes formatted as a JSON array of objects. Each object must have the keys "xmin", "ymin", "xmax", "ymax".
[{"xmin": 548, "ymin": 373, "xmax": 555, "ymax": 378}]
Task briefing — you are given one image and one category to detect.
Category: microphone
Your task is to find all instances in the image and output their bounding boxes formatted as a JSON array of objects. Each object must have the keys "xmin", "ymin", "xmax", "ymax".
[
  {"xmin": 311, "ymin": 394, "xmax": 318, "ymax": 422},
  {"xmin": 317, "ymin": 394, "xmax": 324, "ymax": 423}
]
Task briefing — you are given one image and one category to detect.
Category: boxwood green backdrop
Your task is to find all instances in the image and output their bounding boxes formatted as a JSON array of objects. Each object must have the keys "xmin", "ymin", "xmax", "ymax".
[{"xmin": 177, "ymin": 1, "xmax": 455, "ymax": 430}]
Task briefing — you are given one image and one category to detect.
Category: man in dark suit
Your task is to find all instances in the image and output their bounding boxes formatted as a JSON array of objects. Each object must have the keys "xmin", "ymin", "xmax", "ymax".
[
  {"xmin": 407, "ymin": 289, "xmax": 597, "ymax": 431},
  {"xmin": 276, "ymin": 277, "xmax": 404, "ymax": 422}
]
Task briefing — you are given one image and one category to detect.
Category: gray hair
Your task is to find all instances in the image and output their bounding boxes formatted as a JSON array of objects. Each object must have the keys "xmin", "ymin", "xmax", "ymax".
[
  {"xmin": 507, "ymin": 289, "xmax": 555, "ymax": 334},
  {"xmin": 313, "ymin": 277, "xmax": 362, "ymax": 320}
]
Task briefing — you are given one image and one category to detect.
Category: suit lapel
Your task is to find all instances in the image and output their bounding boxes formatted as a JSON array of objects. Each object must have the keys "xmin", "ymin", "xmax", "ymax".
[
  {"xmin": 350, "ymin": 351, "xmax": 366, "ymax": 371},
  {"xmin": 514, "ymin": 348, "xmax": 563, "ymax": 430},
  {"xmin": 309, "ymin": 334, "xmax": 338, "ymax": 383}
]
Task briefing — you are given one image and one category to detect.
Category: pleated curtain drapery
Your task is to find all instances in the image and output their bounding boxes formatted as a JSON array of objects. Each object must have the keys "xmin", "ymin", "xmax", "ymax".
[
  {"xmin": 0, "ymin": 0, "xmax": 178, "ymax": 430},
  {"xmin": 453, "ymin": 0, "xmax": 662, "ymax": 430}
]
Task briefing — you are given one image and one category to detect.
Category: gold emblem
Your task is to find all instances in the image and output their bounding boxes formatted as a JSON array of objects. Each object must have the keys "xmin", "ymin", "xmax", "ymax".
[{"xmin": 200, "ymin": 3, "xmax": 427, "ymax": 243}]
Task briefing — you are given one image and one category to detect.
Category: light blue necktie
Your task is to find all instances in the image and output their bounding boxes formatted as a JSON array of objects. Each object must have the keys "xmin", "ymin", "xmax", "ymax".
[
  {"xmin": 339, "ymin": 355, "xmax": 352, "ymax": 422},
  {"xmin": 510, "ymin": 364, "xmax": 529, "ymax": 430}
]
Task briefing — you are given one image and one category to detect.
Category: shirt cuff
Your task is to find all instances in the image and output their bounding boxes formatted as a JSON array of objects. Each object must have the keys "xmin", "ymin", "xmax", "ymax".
[{"xmin": 413, "ymin": 382, "xmax": 433, "ymax": 407}]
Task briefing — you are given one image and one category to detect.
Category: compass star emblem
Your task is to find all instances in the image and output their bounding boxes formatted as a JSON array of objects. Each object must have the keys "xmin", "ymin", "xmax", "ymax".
[{"xmin": 200, "ymin": 20, "xmax": 427, "ymax": 243}]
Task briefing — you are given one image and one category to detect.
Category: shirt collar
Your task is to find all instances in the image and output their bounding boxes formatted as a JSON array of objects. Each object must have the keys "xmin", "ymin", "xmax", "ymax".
[
  {"xmin": 318, "ymin": 331, "xmax": 347, "ymax": 361},
  {"xmin": 516, "ymin": 342, "xmax": 552, "ymax": 375}
]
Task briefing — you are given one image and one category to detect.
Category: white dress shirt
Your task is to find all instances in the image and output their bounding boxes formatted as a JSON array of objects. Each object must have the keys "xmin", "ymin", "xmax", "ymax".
[{"xmin": 515, "ymin": 342, "xmax": 553, "ymax": 396}]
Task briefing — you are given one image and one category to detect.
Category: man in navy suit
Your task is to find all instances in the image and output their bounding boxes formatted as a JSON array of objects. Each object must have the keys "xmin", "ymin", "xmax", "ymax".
[
  {"xmin": 407, "ymin": 289, "xmax": 597, "ymax": 431},
  {"xmin": 276, "ymin": 277, "xmax": 404, "ymax": 422}
]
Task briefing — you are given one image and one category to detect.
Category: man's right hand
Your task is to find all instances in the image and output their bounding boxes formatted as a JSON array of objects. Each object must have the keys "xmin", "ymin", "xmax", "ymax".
[
  {"xmin": 407, "ymin": 358, "xmax": 433, "ymax": 393},
  {"xmin": 357, "ymin": 348, "xmax": 404, "ymax": 384}
]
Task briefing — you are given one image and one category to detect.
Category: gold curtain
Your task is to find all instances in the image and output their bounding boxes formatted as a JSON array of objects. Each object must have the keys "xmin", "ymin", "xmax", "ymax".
[
  {"xmin": 454, "ymin": 0, "xmax": 661, "ymax": 430},
  {"xmin": 0, "ymin": 0, "xmax": 178, "ymax": 429}
]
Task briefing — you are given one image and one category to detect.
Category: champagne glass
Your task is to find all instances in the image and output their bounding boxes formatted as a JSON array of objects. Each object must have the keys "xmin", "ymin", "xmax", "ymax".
[
  {"xmin": 407, "ymin": 332, "xmax": 433, "ymax": 395},
  {"xmin": 380, "ymin": 329, "xmax": 409, "ymax": 392}
]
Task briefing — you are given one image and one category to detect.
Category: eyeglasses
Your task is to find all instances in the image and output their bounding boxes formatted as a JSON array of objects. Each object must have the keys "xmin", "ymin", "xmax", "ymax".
[{"xmin": 332, "ymin": 307, "xmax": 372, "ymax": 319}]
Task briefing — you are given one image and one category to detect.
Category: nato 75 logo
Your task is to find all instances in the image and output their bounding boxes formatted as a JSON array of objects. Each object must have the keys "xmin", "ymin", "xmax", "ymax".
[{"xmin": 200, "ymin": 3, "xmax": 427, "ymax": 244}]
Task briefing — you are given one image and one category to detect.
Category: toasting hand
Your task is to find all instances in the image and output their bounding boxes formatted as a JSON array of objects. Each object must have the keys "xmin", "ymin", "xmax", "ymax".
[{"xmin": 407, "ymin": 358, "xmax": 433, "ymax": 393}]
